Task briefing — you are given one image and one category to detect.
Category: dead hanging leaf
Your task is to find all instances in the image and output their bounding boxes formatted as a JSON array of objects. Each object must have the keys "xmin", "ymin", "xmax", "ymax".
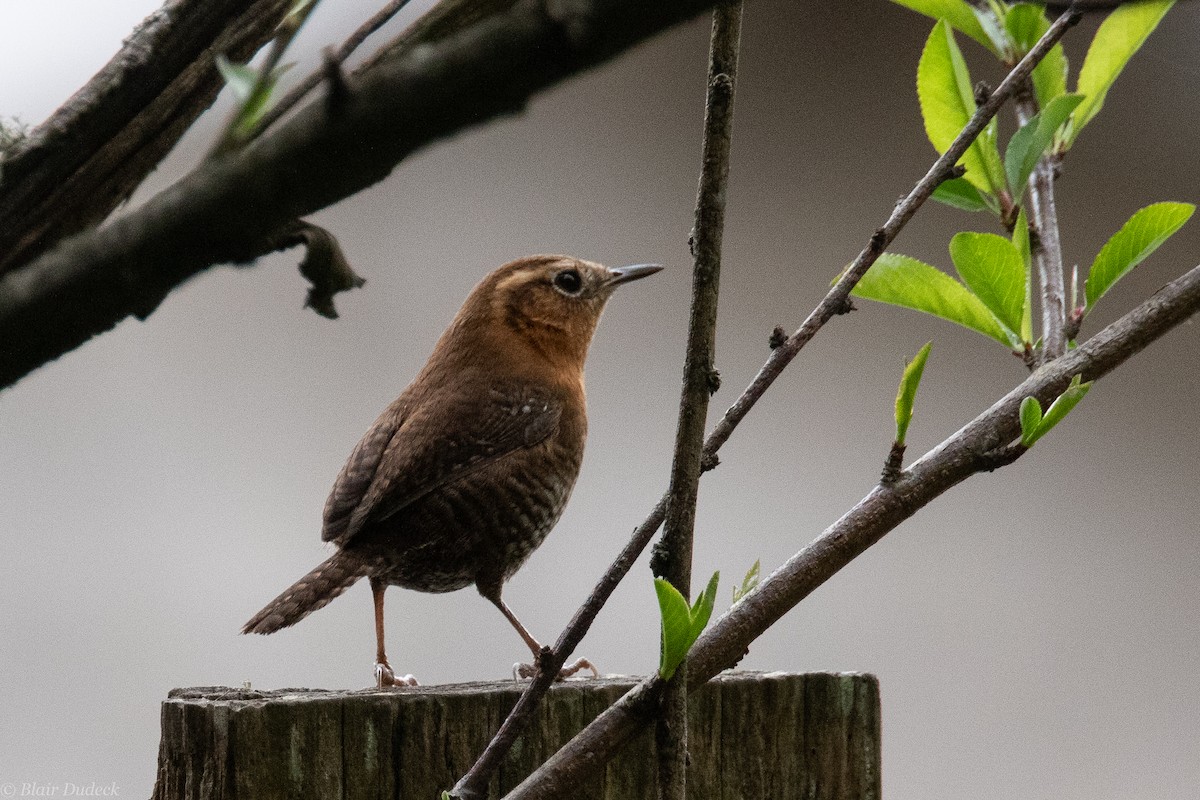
[{"xmin": 275, "ymin": 219, "xmax": 365, "ymax": 318}]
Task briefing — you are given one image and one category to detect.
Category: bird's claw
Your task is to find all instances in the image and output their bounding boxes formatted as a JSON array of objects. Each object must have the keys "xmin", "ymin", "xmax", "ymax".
[
  {"xmin": 375, "ymin": 661, "xmax": 418, "ymax": 688},
  {"xmin": 513, "ymin": 657, "xmax": 600, "ymax": 681},
  {"xmin": 559, "ymin": 657, "xmax": 600, "ymax": 680}
]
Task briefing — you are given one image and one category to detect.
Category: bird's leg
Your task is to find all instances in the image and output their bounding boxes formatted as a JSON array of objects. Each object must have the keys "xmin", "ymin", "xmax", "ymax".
[
  {"xmin": 372, "ymin": 578, "xmax": 392, "ymax": 681},
  {"xmin": 371, "ymin": 578, "xmax": 417, "ymax": 688},
  {"xmin": 491, "ymin": 592, "xmax": 544, "ymax": 656},
  {"xmin": 482, "ymin": 585, "xmax": 599, "ymax": 681}
]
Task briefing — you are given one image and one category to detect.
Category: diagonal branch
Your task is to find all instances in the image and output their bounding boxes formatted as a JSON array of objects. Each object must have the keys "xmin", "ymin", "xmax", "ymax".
[
  {"xmin": 503, "ymin": 257, "xmax": 1200, "ymax": 798},
  {"xmin": 448, "ymin": 8, "xmax": 1080, "ymax": 798},
  {"xmin": 0, "ymin": 0, "xmax": 723, "ymax": 391}
]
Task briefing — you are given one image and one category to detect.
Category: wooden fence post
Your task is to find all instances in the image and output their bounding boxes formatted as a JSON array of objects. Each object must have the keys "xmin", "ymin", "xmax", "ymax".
[{"xmin": 151, "ymin": 671, "xmax": 880, "ymax": 799}]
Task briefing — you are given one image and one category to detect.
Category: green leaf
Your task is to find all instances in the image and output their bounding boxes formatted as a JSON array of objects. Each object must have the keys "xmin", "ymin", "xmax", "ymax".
[
  {"xmin": 1002, "ymin": 117, "xmax": 1038, "ymax": 195},
  {"xmin": 1019, "ymin": 396, "xmax": 1043, "ymax": 446},
  {"xmin": 689, "ymin": 571, "xmax": 720, "ymax": 645},
  {"xmin": 949, "ymin": 232, "xmax": 1027, "ymax": 337},
  {"xmin": 890, "ymin": 0, "xmax": 1001, "ymax": 54},
  {"xmin": 1004, "ymin": 93, "xmax": 1084, "ymax": 194},
  {"xmin": 1004, "ymin": 3, "xmax": 1048, "ymax": 53},
  {"xmin": 932, "ymin": 177, "xmax": 993, "ymax": 213},
  {"xmin": 1042, "ymin": 376, "xmax": 1091, "ymax": 431},
  {"xmin": 655, "ymin": 572, "xmax": 720, "ymax": 680},
  {"xmin": 1012, "ymin": 207, "xmax": 1034, "ymax": 343},
  {"xmin": 215, "ymin": 55, "xmax": 258, "ymax": 102},
  {"xmin": 1035, "ymin": 43, "xmax": 1069, "ymax": 108},
  {"xmin": 917, "ymin": 20, "xmax": 1006, "ymax": 196},
  {"xmin": 239, "ymin": 90, "xmax": 274, "ymax": 134},
  {"xmin": 1022, "ymin": 379, "xmax": 1092, "ymax": 447},
  {"xmin": 1085, "ymin": 202, "xmax": 1195, "ymax": 310},
  {"xmin": 216, "ymin": 55, "xmax": 288, "ymax": 141},
  {"xmin": 655, "ymin": 578, "xmax": 693, "ymax": 681},
  {"xmin": 854, "ymin": 253, "xmax": 1018, "ymax": 346},
  {"xmin": 1003, "ymin": 4, "xmax": 1068, "ymax": 105},
  {"xmin": 895, "ymin": 342, "xmax": 933, "ymax": 445},
  {"xmin": 974, "ymin": 0, "xmax": 1013, "ymax": 56},
  {"xmin": 732, "ymin": 560, "xmax": 761, "ymax": 605},
  {"xmin": 1067, "ymin": 0, "xmax": 1175, "ymax": 148}
]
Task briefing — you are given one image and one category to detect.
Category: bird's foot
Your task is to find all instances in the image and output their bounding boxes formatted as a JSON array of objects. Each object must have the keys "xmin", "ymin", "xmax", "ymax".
[
  {"xmin": 558, "ymin": 657, "xmax": 600, "ymax": 680},
  {"xmin": 513, "ymin": 656, "xmax": 600, "ymax": 681},
  {"xmin": 375, "ymin": 661, "xmax": 418, "ymax": 688}
]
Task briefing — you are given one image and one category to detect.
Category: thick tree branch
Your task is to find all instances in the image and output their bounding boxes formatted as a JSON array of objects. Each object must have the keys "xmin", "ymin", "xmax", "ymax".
[
  {"xmin": 448, "ymin": 9, "xmax": 1079, "ymax": 798},
  {"xmin": 353, "ymin": 0, "xmax": 523, "ymax": 75},
  {"xmin": 0, "ymin": 0, "xmax": 727, "ymax": 391},
  {"xmin": 650, "ymin": 6, "xmax": 741, "ymax": 799},
  {"xmin": 504, "ymin": 260, "xmax": 1200, "ymax": 799},
  {"xmin": 0, "ymin": 0, "xmax": 294, "ymax": 275}
]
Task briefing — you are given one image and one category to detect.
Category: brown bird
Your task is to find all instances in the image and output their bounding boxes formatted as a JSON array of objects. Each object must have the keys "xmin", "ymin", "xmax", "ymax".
[{"xmin": 243, "ymin": 254, "xmax": 661, "ymax": 686}]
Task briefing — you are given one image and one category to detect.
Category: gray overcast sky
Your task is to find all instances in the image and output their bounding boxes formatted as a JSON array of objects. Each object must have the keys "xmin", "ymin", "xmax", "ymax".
[{"xmin": 2, "ymin": 1, "xmax": 1199, "ymax": 797}]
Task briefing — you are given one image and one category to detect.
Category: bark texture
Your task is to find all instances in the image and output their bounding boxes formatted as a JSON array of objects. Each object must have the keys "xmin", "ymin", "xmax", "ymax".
[{"xmin": 0, "ymin": 0, "xmax": 294, "ymax": 274}]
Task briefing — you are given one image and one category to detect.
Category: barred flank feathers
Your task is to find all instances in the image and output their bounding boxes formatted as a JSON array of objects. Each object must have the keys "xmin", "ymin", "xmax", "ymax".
[{"xmin": 242, "ymin": 551, "xmax": 368, "ymax": 634}]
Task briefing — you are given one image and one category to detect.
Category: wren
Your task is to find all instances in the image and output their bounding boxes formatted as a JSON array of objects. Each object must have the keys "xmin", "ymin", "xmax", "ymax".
[{"xmin": 243, "ymin": 254, "xmax": 661, "ymax": 685}]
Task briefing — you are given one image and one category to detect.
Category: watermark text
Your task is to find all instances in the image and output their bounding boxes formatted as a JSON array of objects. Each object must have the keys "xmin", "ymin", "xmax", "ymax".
[{"xmin": 1, "ymin": 783, "xmax": 120, "ymax": 797}]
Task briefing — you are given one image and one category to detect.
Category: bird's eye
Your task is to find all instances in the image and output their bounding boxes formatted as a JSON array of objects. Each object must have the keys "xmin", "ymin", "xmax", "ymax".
[{"xmin": 553, "ymin": 269, "xmax": 583, "ymax": 295}]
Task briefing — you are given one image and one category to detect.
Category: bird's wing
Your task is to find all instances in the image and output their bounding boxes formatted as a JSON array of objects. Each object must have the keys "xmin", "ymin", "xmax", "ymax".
[
  {"xmin": 321, "ymin": 407, "xmax": 403, "ymax": 545},
  {"xmin": 321, "ymin": 383, "xmax": 563, "ymax": 547}
]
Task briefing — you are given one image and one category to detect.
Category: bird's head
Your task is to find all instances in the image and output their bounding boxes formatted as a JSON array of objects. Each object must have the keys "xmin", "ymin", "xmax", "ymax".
[{"xmin": 451, "ymin": 254, "xmax": 662, "ymax": 374}]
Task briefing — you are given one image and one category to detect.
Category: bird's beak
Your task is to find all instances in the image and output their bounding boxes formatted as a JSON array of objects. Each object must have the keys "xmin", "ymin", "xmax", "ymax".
[{"xmin": 606, "ymin": 263, "xmax": 664, "ymax": 287}]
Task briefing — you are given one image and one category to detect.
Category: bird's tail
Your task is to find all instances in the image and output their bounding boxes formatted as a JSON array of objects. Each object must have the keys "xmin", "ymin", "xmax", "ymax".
[{"xmin": 242, "ymin": 551, "xmax": 368, "ymax": 634}]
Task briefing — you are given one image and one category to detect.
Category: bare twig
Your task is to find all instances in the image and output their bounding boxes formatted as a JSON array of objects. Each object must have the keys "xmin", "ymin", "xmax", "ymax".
[
  {"xmin": 650, "ymin": 6, "xmax": 742, "ymax": 799},
  {"xmin": 450, "ymin": 506, "xmax": 669, "ymax": 800},
  {"xmin": 450, "ymin": 9, "xmax": 1080, "ymax": 798},
  {"xmin": 503, "ymin": 259, "xmax": 1200, "ymax": 798},
  {"xmin": 250, "ymin": 0, "xmax": 415, "ymax": 137}
]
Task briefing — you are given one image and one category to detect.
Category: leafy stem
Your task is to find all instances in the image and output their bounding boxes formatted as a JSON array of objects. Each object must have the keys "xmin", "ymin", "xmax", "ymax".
[
  {"xmin": 211, "ymin": 0, "xmax": 319, "ymax": 156},
  {"xmin": 452, "ymin": 9, "xmax": 1081, "ymax": 798}
]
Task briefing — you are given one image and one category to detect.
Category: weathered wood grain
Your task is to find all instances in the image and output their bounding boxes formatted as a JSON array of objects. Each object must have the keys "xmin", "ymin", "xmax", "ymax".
[{"xmin": 152, "ymin": 671, "xmax": 880, "ymax": 799}]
